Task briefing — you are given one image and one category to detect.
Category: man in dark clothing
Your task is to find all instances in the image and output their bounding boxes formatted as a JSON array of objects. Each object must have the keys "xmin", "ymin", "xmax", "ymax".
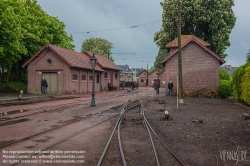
[
  {"xmin": 168, "ymin": 80, "xmax": 173, "ymax": 96},
  {"xmin": 155, "ymin": 81, "xmax": 160, "ymax": 94},
  {"xmin": 41, "ymin": 77, "xmax": 48, "ymax": 94}
]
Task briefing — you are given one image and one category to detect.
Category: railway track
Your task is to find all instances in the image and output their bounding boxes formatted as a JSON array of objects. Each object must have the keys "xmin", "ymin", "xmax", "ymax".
[
  {"xmin": 97, "ymin": 94, "xmax": 186, "ymax": 166},
  {"xmin": 0, "ymin": 94, "xmax": 124, "ymax": 123},
  {"xmin": 0, "ymin": 93, "xmax": 131, "ymax": 149}
]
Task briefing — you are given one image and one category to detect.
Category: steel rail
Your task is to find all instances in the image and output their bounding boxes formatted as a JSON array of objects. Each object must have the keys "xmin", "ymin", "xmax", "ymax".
[
  {"xmin": 144, "ymin": 118, "xmax": 186, "ymax": 166},
  {"xmin": 0, "ymin": 102, "xmax": 124, "ymax": 149},
  {"xmin": 118, "ymin": 116, "xmax": 127, "ymax": 166},
  {"xmin": 140, "ymin": 97, "xmax": 186, "ymax": 166},
  {"xmin": 144, "ymin": 119, "xmax": 160, "ymax": 166},
  {"xmin": 97, "ymin": 98, "xmax": 130, "ymax": 166}
]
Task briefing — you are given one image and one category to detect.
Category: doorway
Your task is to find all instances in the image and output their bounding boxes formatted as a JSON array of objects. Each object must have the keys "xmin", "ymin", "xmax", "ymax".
[{"xmin": 42, "ymin": 73, "xmax": 58, "ymax": 93}]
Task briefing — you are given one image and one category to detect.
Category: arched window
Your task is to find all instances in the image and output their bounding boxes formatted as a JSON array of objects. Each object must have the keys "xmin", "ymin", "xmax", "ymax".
[
  {"xmin": 72, "ymin": 74, "xmax": 78, "ymax": 81},
  {"xmin": 104, "ymin": 72, "xmax": 108, "ymax": 79}
]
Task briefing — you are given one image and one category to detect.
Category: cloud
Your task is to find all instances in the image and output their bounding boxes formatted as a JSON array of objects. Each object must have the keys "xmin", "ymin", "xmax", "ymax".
[{"xmin": 37, "ymin": 0, "xmax": 250, "ymax": 68}]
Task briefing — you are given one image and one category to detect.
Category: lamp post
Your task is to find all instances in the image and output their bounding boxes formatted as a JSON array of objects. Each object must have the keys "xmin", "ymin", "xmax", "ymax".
[{"xmin": 90, "ymin": 54, "xmax": 97, "ymax": 107}]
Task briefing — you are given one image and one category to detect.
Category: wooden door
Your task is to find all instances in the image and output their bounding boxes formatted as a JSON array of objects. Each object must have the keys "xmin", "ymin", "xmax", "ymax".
[
  {"xmin": 43, "ymin": 73, "xmax": 58, "ymax": 93},
  {"xmin": 110, "ymin": 73, "xmax": 113, "ymax": 86}
]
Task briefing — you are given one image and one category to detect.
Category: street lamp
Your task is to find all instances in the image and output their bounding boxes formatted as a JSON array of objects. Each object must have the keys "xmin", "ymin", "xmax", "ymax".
[{"xmin": 90, "ymin": 54, "xmax": 97, "ymax": 107}]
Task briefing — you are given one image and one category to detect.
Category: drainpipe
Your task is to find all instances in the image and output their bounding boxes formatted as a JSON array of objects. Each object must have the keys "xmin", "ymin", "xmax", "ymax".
[
  {"xmin": 79, "ymin": 70, "xmax": 81, "ymax": 93},
  {"xmin": 87, "ymin": 71, "xmax": 89, "ymax": 93}
]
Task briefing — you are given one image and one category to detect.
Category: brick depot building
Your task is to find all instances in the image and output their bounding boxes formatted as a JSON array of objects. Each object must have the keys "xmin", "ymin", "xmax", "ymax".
[
  {"xmin": 22, "ymin": 44, "xmax": 121, "ymax": 94},
  {"xmin": 162, "ymin": 35, "xmax": 225, "ymax": 93}
]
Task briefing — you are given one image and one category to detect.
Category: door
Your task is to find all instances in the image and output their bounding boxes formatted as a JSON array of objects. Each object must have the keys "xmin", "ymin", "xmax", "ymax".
[
  {"xmin": 43, "ymin": 73, "xmax": 58, "ymax": 93},
  {"xmin": 110, "ymin": 73, "xmax": 113, "ymax": 86}
]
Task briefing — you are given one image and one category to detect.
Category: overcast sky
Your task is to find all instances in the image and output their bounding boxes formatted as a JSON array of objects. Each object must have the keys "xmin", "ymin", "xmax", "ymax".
[{"xmin": 37, "ymin": 0, "xmax": 250, "ymax": 69}]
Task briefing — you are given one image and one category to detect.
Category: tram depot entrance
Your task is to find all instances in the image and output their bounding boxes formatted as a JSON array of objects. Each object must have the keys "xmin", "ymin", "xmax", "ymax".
[{"xmin": 43, "ymin": 73, "xmax": 58, "ymax": 94}]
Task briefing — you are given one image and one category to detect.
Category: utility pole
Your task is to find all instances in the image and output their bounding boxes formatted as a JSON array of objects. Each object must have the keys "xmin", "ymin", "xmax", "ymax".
[
  {"xmin": 178, "ymin": 0, "xmax": 184, "ymax": 104},
  {"xmin": 147, "ymin": 63, "xmax": 148, "ymax": 86}
]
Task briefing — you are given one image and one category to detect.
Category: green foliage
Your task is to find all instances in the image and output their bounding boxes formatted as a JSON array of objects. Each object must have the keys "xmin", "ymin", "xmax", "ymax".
[
  {"xmin": 81, "ymin": 38, "xmax": 114, "ymax": 61},
  {"xmin": 232, "ymin": 62, "xmax": 250, "ymax": 100},
  {"xmin": 154, "ymin": 0, "xmax": 236, "ymax": 59},
  {"xmin": 0, "ymin": 0, "xmax": 74, "ymax": 83},
  {"xmin": 240, "ymin": 66, "xmax": 250, "ymax": 105},
  {"xmin": 6, "ymin": 82, "xmax": 27, "ymax": 92},
  {"xmin": 218, "ymin": 80, "xmax": 231, "ymax": 99},
  {"xmin": 154, "ymin": 49, "xmax": 168, "ymax": 70},
  {"xmin": 219, "ymin": 69, "xmax": 230, "ymax": 80},
  {"xmin": 148, "ymin": 66, "xmax": 155, "ymax": 73}
]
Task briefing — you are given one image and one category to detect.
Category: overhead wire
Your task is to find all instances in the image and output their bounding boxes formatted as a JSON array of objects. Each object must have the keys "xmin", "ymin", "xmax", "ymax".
[{"xmin": 71, "ymin": 20, "xmax": 162, "ymax": 34}]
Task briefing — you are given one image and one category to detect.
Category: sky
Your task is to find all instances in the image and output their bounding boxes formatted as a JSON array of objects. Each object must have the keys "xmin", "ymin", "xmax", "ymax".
[{"xmin": 37, "ymin": 0, "xmax": 250, "ymax": 69}]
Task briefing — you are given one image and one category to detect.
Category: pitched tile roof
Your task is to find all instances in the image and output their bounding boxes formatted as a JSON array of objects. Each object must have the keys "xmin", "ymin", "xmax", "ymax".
[
  {"xmin": 166, "ymin": 35, "xmax": 210, "ymax": 48},
  {"xmin": 162, "ymin": 35, "xmax": 225, "ymax": 65},
  {"xmin": 117, "ymin": 65, "xmax": 133, "ymax": 73},
  {"xmin": 137, "ymin": 69, "xmax": 149, "ymax": 76},
  {"xmin": 23, "ymin": 44, "xmax": 120, "ymax": 72},
  {"xmin": 85, "ymin": 51, "xmax": 121, "ymax": 71},
  {"xmin": 149, "ymin": 68, "xmax": 162, "ymax": 76}
]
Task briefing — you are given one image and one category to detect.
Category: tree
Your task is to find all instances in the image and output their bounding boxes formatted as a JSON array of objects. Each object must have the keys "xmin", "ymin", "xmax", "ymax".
[
  {"xmin": 247, "ymin": 49, "xmax": 250, "ymax": 62},
  {"xmin": 148, "ymin": 66, "xmax": 155, "ymax": 73},
  {"xmin": 154, "ymin": 48, "xmax": 169, "ymax": 70},
  {"xmin": 154, "ymin": 0, "xmax": 236, "ymax": 59},
  {"xmin": 0, "ymin": 0, "xmax": 74, "ymax": 83},
  {"xmin": 81, "ymin": 38, "xmax": 114, "ymax": 61}
]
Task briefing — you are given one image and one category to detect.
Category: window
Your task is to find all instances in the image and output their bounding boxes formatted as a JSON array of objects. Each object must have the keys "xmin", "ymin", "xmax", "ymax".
[
  {"xmin": 96, "ymin": 74, "xmax": 100, "ymax": 83},
  {"xmin": 81, "ymin": 75, "xmax": 86, "ymax": 81},
  {"xmin": 141, "ymin": 79, "xmax": 144, "ymax": 82},
  {"xmin": 120, "ymin": 75, "xmax": 124, "ymax": 79},
  {"xmin": 46, "ymin": 58, "xmax": 52, "ymax": 65},
  {"xmin": 115, "ymin": 73, "xmax": 118, "ymax": 79},
  {"xmin": 104, "ymin": 72, "xmax": 108, "ymax": 79},
  {"xmin": 156, "ymin": 73, "xmax": 158, "ymax": 75},
  {"xmin": 89, "ymin": 76, "xmax": 93, "ymax": 82},
  {"xmin": 72, "ymin": 74, "xmax": 78, "ymax": 80}
]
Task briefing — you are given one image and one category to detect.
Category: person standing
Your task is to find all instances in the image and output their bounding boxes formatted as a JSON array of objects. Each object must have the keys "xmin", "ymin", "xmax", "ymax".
[
  {"xmin": 155, "ymin": 81, "xmax": 160, "ymax": 94},
  {"xmin": 168, "ymin": 80, "xmax": 173, "ymax": 96},
  {"xmin": 41, "ymin": 77, "xmax": 48, "ymax": 94}
]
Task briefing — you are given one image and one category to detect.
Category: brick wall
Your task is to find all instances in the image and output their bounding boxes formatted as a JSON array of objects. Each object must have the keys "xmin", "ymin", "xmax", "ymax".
[
  {"xmin": 26, "ymin": 50, "xmax": 120, "ymax": 94},
  {"xmin": 164, "ymin": 42, "xmax": 220, "ymax": 94},
  {"xmin": 148, "ymin": 69, "xmax": 161, "ymax": 87},
  {"xmin": 138, "ymin": 71, "xmax": 148, "ymax": 87}
]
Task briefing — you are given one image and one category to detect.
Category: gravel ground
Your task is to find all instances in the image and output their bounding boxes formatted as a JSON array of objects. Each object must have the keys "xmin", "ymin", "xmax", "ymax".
[{"xmin": 0, "ymin": 88, "xmax": 249, "ymax": 166}]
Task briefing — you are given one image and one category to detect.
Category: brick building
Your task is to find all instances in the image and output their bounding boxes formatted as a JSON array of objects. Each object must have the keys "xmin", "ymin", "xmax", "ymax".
[
  {"xmin": 162, "ymin": 35, "xmax": 225, "ymax": 93},
  {"xmin": 148, "ymin": 68, "xmax": 162, "ymax": 87},
  {"xmin": 22, "ymin": 44, "xmax": 121, "ymax": 94},
  {"xmin": 137, "ymin": 69, "xmax": 149, "ymax": 87}
]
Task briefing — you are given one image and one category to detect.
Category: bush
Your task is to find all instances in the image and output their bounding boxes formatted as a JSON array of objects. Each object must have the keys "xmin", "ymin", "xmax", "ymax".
[
  {"xmin": 232, "ymin": 62, "xmax": 250, "ymax": 100},
  {"xmin": 219, "ymin": 69, "xmax": 230, "ymax": 80},
  {"xmin": 240, "ymin": 66, "xmax": 250, "ymax": 105},
  {"xmin": 6, "ymin": 82, "xmax": 27, "ymax": 92},
  {"xmin": 218, "ymin": 80, "xmax": 231, "ymax": 99}
]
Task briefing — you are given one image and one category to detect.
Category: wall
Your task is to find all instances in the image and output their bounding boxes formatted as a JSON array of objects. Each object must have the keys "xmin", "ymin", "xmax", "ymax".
[{"xmin": 164, "ymin": 42, "xmax": 220, "ymax": 94}]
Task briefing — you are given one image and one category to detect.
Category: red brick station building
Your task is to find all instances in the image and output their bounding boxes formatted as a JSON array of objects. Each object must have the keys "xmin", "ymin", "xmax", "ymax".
[
  {"xmin": 22, "ymin": 44, "xmax": 121, "ymax": 94},
  {"xmin": 23, "ymin": 35, "xmax": 225, "ymax": 95}
]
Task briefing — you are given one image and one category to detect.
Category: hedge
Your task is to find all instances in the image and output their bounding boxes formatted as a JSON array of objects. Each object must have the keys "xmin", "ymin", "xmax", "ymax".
[
  {"xmin": 240, "ymin": 66, "xmax": 250, "ymax": 105},
  {"xmin": 232, "ymin": 62, "xmax": 250, "ymax": 105},
  {"xmin": 218, "ymin": 80, "xmax": 231, "ymax": 99}
]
